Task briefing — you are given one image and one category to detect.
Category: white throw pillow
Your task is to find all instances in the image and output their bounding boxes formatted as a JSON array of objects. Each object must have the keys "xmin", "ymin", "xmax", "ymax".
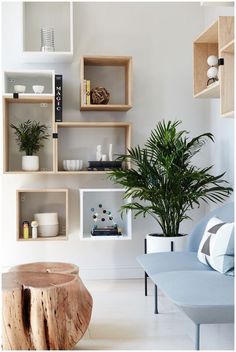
[{"xmin": 197, "ymin": 217, "xmax": 234, "ymax": 275}]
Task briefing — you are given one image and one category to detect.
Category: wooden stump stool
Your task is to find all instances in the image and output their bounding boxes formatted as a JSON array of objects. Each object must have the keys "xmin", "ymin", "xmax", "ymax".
[{"xmin": 2, "ymin": 262, "xmax": 93, "ymax": 350}]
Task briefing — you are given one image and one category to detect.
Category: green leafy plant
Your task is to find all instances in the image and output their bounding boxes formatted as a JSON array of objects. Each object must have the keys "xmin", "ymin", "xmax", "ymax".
[
  {"xmin": 109, "ymin": 120, "xmax": 233, "ymax": 237},
  {"xmin": 10, "ymin": 120, "xmax": 50, "ymax": 156}
]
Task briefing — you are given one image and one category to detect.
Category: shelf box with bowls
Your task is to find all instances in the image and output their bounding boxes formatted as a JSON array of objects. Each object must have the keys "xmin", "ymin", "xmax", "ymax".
[
  {"xmin": 55, "ymin": 122, "xmax": 132, "ymax": 174},
  {"xmin": 79, "ymin": 188, "xmax": 132, "ymax": 240},
  {"xmin": 16, "ymin": 189, "xmax": 68, "ymax": 241},
  {"xmin": 21, "ymin": 2, "xmax": 73, "ymax": 63},
  {"xmin": 3, "ymin": 95, "xmax": 54, "ymax": 173},
  {"xmin": 3, "ymin": 70, "xmax": 55, "ymax": 96},
  {"xmin": 80, "ymin": 56, "xmax": 132, "ymax": 111}
]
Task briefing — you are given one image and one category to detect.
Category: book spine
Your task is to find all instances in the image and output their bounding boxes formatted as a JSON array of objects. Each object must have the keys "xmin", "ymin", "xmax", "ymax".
[
  {"xmin": 83, "ymin": 79, "xmax": 87, "ymax": 105},
  {"xmin": 86, "ymin": 80, "xmax": 90, "ymax": 105},
  {"xmin": 55, "ymin": 74, "xmax": 63, "ymax": 122}
]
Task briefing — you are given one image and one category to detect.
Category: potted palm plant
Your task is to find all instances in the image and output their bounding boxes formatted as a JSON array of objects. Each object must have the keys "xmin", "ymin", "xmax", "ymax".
[
  {"xmin": 109, "ymin": 120, "xmax": 233, "ymax": 253},
  {"xmin": 10, "ymin": 119, "xmax": 50, "ymax": 171}
]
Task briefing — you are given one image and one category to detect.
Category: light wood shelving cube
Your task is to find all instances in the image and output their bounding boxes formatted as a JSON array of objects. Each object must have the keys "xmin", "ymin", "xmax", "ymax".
[
  {"xmin": 80, "ymin": 56, "xmax": 132, "ymax": 111},
  {"xmin": 16, "ymin": 189, "xmax": 69, "ymax": 241},
  {"xmin": 79, "ymin": 188, "xmax": 132, "ymax": 240},
  {"xmin": 3, "ymin": 95, "xmax": 55, "ymax": 173},
  {"xmin": 55, "ymin": 122, "xmax": 132, "ymax": 174},
  {"xmin": 21, "ymin": 2, "xmax": 73, "ymax": 63}
]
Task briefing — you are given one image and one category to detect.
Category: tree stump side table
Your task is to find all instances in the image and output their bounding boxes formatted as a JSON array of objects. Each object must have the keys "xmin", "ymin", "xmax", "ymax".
[{"xmin": 2, "ymin": 262, "xmax": 93, "ymax": 350}]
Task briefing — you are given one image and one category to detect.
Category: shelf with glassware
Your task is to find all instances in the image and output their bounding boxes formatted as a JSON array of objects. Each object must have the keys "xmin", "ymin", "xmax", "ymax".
[
  {"xmin": 21, "ymin": 2, "xmax": 73, "ymax": 63},
  {"xmin": 193, "ymin": 16, "xmax": 234, "ymax": 117},
  {"xmin": 55, "ymin": 122, "xmax": 132, "ymax": 174},
  {"xmin": 16, "ymin": 189, "xmax": 68, "ymax": 241},
  {"xmin": 79, "ymin": 188, "xmax": 132, "ymax": 240},
  {"xmin": 80, "ymin": 56, "xmax": 132, "ymax": 111}
]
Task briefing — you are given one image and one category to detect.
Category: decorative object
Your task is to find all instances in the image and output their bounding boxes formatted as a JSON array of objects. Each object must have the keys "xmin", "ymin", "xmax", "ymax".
[
  {"xmin": 207, "ymin": 55, "xmax": 219, "ymax": 86},
  {"xmin": 101, "ymin": 154, "xmax": 107, "ymax": 161},
  {"xmin": 63, "ymin": 160, "xmax": 83, "ymax": 171},
  {"xmin": 197, "ymin": 217, "xmax": 234, "ymax": 275},
  {"xmin": 41, "ymin": 27, "xmax": 55, "ymax": 52},
  {"xmin": 55, "ymin": 74, "xmax": 63, "ymax": 122},
  {"xmin": 108, "ymin": 143, "xmax": 113, "ymax": 161},
  {"xmin": 88, "ymin": 160, "xmax": 122, "ymax": 171},
  {"xmin": 31, "ymin": 220, "xmax": 38, "ymax": 239},
  {"xmin": 34, "ymin": 212, "xmax": 59, "ymax": 237},
  {"xmin": 14, "ymin": 85, "xmax": 26, "ymax": 93},
  {"xmin": 90, "ymin": 87, "xmax": 110, "ymax": 104},
  {"xmin": 3, "ymin": 262, "xmax": 92, "ymax": 350},
  {"xmin": 22, "ymin": 221, "xmax": 29, "ymax": 239},
  {"xmin": 10, "ymin": 120, "xmax": 50, "ymax": 171},
  {"xmin": 32, "ymin": 85, "xmax": 44, "ymax": 94},
  {"xmin": 90, "ymin": 203, "xmax": 121, "ymax": 236},
  {"xmin": 109, "ymin": 120, "xmax": 232, "ymax": 239},
  {"xmin": 96, "ymin": 144, "xmax": 102, "ymax": 161}
]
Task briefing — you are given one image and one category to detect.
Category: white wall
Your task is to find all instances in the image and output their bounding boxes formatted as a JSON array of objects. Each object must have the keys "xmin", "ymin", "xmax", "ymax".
[{"xmin": 1, "ymin": 1, "xmax": 231, "ymax": 280}]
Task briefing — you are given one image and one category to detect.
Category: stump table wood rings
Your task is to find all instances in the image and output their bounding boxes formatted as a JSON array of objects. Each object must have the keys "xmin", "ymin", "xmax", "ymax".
[{"xmin": 2, "ymin": 262, "xmax": 93, "ymax": 350}]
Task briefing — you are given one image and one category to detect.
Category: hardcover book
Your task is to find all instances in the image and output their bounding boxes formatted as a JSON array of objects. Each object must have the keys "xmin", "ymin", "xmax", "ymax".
[{"xmin": 55, "ymin": 74, "xmax": 63, "ymax": 122}]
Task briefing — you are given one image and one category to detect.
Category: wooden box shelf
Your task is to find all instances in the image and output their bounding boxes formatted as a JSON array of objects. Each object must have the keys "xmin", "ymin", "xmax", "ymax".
[
  {"xmin": 55, "ymin": 122, "xmax": 132, "ymax": 173},
  {"xmin": 3, "ymin": 70, "xmax": 55, "ymax": 96},
  {"xmin": 193, "ymin": 16, "xmax": 234, "ymax": 117},
  {"xmin": 79, "ymin": 188, "xmax": 132, "ymax": 240},
  {"xmin": 16, "ymin": 189, "xmax": 69, "ymax": 241},
  {"xmin": 21, "ymin": 2, "xmax": 73, "ymax": 63},
  {"xmin": 80, "ymin": 56, "xmax": 132, "ymax": 111},
  {"xmin": 3, "ymin": 96, "xmax": 54, "ymax": 173}
]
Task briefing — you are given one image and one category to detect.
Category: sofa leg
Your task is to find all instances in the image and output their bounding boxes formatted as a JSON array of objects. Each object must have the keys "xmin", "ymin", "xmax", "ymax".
[
  {"xmin": 154, "ymin": 284, "xmax": 158, "ymax": 314},
  {"xmin": 195, "ymin": 324, "xmax": 200, "ymax": 350},
  {"xmin": 145, "ymin": 272, "xmax": 148, "ymax": 296}
]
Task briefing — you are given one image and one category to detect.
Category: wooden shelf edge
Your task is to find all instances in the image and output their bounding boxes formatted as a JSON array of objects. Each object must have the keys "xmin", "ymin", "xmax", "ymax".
[
  {"xmin": 17, "ymin": 236, "xmax": 68, "ymax": 241},
  {"xmin": 4, "ymin": 171, "xmax": 54, "ymax": 174},
  {"xmin": 194, "ymin": 18, "xmax": 218, "ymax": 44},
  {"xmin": 194, "ymin": 81, "xmax": 220, "ymax": 98},
  {"xmin": 221, "ymin": 110, "xmax": 234, "ymax": 118},
  {"xmin": 80, "ymin": 104, "xmax": 132, "ymax": 111},
  {"xmin": 80, "ymin": 236, "xmax": 131, "ymax": 241},
  {"xmin": 220, "ymin": 39, "xmax": 234, "ymax": 53}
]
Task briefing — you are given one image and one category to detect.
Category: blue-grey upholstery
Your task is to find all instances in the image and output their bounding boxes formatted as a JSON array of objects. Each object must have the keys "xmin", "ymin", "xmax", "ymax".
[{"xmin": 137, "ymin": 202, "xmax": 234, "ymax": 350}]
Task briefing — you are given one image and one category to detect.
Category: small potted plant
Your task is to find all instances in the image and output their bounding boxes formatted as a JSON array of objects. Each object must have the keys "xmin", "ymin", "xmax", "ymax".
[
  {"xmin": 10, "ymin": 119, "xmax": 50, "ymax": 171},
  {"xmin": 109, "ymin": 120, "xmax": 233, "ymax": 253}
]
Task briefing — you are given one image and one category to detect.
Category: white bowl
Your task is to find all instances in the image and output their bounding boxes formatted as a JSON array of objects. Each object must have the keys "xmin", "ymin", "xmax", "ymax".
[
  {"xmin": 38, "ymin": 224, "xmax": 59, "ymax": 237},
  {"xmin": 32, "ymin": 85, "xmax": 45, "ymax": 94},
  {"xmin": 14, "ymin": 85, "xmax": 26, "ymax": 93},
  {"xmin": 63, "ymin": 160, "xmax": 83, "ymax": 171},
  {"xmin": 34, "ymin": 212, "xmax": 58, "ymax": 225}
]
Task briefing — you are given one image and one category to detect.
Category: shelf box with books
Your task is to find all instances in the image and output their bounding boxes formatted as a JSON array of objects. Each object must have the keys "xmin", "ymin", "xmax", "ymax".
[
  {"xmin": 79, "ymin": 189, "xmax": 132, "ymax": 240},
  {"xmin": 3, "ymin": 96, "xmax": 54, "ymax": 173},
  {"xmin": 55, "ymin": 122, "xmax": 131, "ymax": 174},
  {"xmin": 21, "ymin": 2, "xmax": 73, "ymax": 63},
  {"xmin": 80, "ymin": 56, "xmax": 132, "ymax": 111},
  {"xmin": 3, "ymin": 70, "xmax": 55, "ymax": 96},
  {"xmin": 16, "ymin": 189, "xmax": 68, "ymax": 241}
]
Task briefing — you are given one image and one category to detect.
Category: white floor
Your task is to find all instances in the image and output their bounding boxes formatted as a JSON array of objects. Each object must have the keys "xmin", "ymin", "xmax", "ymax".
[{"xmin": 76, "ymin": 279, "xmax": 234, "ymax": 351}]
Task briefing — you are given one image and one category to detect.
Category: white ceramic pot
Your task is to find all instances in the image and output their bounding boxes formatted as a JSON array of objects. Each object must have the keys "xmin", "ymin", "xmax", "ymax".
[
  {"xmin": 34, "ymin": 212, "xmax": 58, "ymax": 225},
  {"xmin": 146, "ymin": 233, "xmax": 188, "ymax": 253},
  {"xmin": 38, "ymin": 224, "xmax": 59, "ymax": 237},
  {"xmin": 22, "ymin": 156, "xmax": 39, "ymax": 171}
]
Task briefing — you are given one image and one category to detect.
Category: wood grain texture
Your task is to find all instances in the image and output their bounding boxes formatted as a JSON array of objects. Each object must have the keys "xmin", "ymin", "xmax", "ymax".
[
  {"xmin": 2, "ymin": 265, "xmax": 92, "ymax": 350},
  {"xmin": 9, "ymin": 262, "xmax": 79, "ymax": 275},
  {"xmin": 219, "ymin": 16, "xmax": 234, "ymax": 51}
]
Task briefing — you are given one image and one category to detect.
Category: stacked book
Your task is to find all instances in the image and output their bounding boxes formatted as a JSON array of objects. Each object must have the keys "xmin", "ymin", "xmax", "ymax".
[{"xmin": 83, "ymin": 79, "xmax": 91, "ymax": 105}]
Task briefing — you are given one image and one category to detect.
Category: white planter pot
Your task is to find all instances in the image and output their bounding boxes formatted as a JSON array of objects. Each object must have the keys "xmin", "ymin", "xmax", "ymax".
[
  {"xmin": 146, "ymin": 233, "xmax": 188, "ymax": 253},
  {"xmin": 22, "ymin": 156, "xmax": 39, "ymax": 171}
]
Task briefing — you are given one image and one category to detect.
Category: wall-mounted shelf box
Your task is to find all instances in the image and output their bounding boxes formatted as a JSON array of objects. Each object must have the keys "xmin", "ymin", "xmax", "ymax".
[
  {"xmin": 3, "ymin": 70, "xmax": 55, "ymax": 96},
  {"xmin": 80, "ymin": 56, "xmax": 132, "ymax": 111},
  {"xmin": 193, "ymin": 16, "xmax": 234, "ymax": 117},
  {"xmin": 3, "ymin": 96, "xmax": 54, "ymax": 173},
  {"xmin": 21, "ymin": 2, "xmax": 73, "ymax": 63},
  {"xmin": 16, "ymin": 189, "xmax": 69, "ymax": 241},
  {"xmin": 79, "ymin": 188, "xmax": 132, "ymax": 240},
  {"xmin": 55, "ymin": 122, "xmax": 132, "ymax": 173}
]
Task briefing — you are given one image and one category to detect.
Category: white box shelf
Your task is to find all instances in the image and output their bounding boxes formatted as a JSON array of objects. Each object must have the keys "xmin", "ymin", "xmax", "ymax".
[
  {"xmin": 16, "ymin": 189, "xmax": 69, "ymax": 241},
  {"xmin": 21, "ymin": 2, "xmax": 73, "ymax": 63},
  {"xmin": 79, "ymin": 189, "xmax": 132, "ymax": 240},
  {"xmin": 3, "ymin": 70, "xmax": 55, "ymax": 96}
]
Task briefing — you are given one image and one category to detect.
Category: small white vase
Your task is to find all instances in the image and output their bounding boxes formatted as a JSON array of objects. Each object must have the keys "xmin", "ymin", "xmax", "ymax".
[{"xmin": 22, "ymin": 156, "xmax": 39, "ymax": 171}]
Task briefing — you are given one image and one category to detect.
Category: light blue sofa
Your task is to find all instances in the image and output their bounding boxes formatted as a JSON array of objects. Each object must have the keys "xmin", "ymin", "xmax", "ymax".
[{"xmin": 137, "ymin": 202, "xmax": 234, "ymax": 350}]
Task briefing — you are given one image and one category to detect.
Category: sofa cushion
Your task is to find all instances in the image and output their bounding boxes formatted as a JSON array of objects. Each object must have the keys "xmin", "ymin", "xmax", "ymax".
[
  {"xmin": 137, "ymin": 251, "xmax": 212, "ymax": 280},
  {"xmin": 197, "ymin": 217, "xmax": 234, "ymax": 275}
]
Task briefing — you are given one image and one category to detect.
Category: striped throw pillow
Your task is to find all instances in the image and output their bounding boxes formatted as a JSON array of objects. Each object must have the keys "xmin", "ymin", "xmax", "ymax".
[{"xmin": 197, "ymin": 217, "xmax": 234, "ymax": 275}]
